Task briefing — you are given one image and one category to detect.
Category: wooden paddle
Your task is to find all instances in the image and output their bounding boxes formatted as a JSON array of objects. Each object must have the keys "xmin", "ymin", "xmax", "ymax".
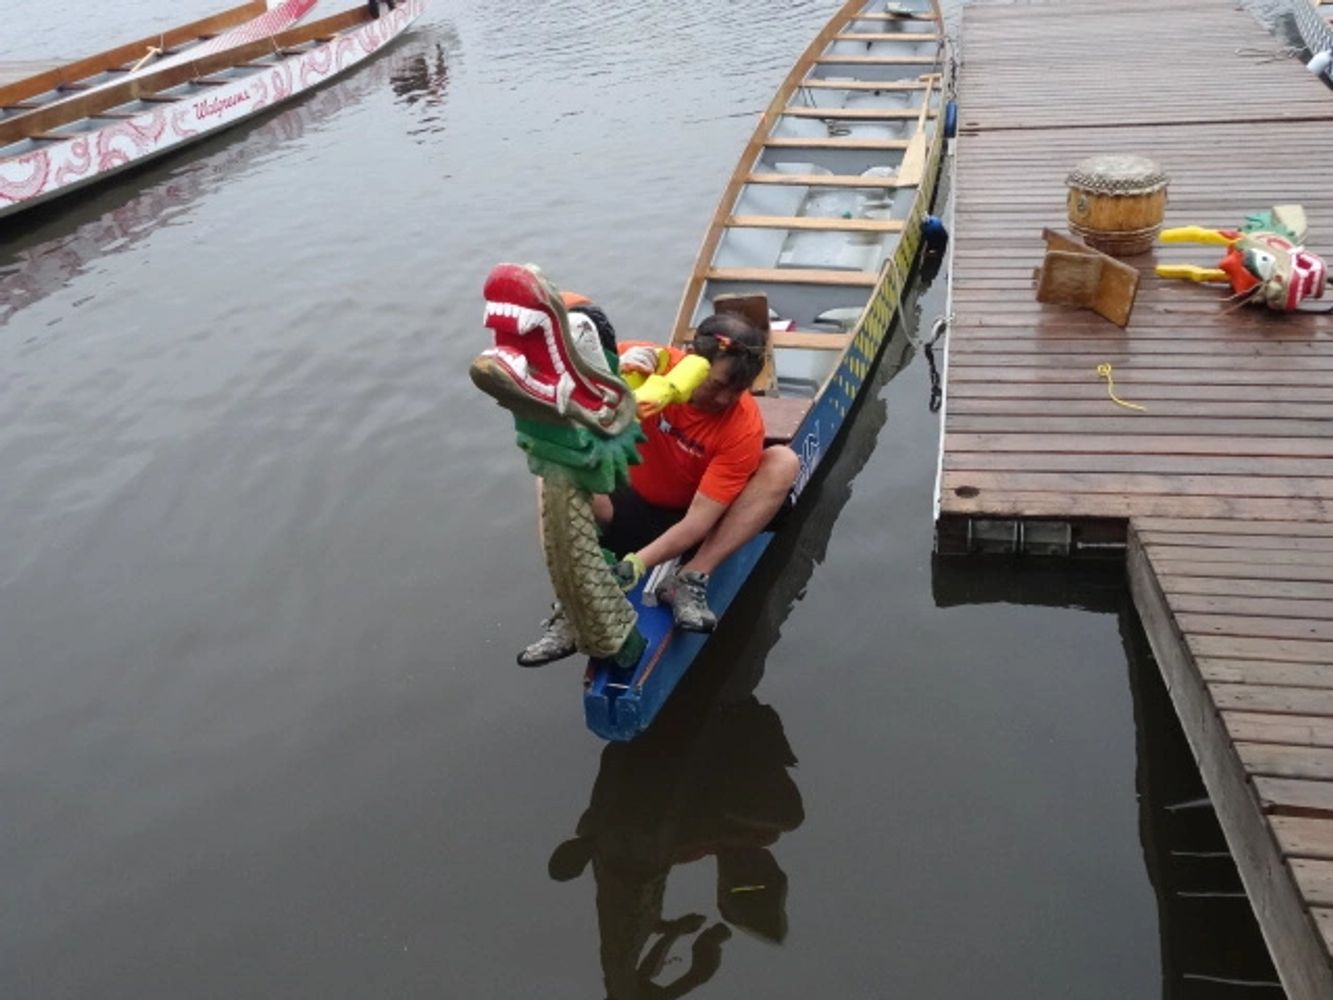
[{"xmin": 895, "ymin": 74, "xmax": 935, "ymax": 188}]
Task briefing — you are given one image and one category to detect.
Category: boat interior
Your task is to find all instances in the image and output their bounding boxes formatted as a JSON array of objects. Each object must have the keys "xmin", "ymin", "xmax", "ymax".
[
  {"xmin": 672, "ymin": 0, "xmax": 946, "ymax": 446},
  {"xmin": 0, "ymin": 4, "xmax": 373, "ymax": 156}
]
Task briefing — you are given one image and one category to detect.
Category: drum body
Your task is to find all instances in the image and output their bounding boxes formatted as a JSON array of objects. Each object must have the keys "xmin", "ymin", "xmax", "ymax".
[{"xmin": 1065, "ymin": 155, "xmax": 1168, "ymax": 257}]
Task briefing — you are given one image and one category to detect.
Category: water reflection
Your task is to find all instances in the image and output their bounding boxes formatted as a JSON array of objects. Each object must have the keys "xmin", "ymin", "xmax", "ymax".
[
  {"xmin": 549, "ymin": 684, "xmax": 802, "ymax": 998},
  {"xmin": 390, "ymin": 41, "xmax": 452, "ymax": 107},
  {"xmin": 932, "ymin": 559, "xmax": 1282, "ymax": 997},
  {"xmin": 547, "ymin": 274, "xmax": 938, "ymax": 997},
  {"xmin": 0, "ymin": 30, "xmax": 456, "ymax": 325}
]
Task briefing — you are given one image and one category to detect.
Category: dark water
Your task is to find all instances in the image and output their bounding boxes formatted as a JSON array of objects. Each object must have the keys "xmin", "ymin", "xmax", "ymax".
[{"xmin": 0, "ymin": 1, "xmax": 1291, "ymax": 997}]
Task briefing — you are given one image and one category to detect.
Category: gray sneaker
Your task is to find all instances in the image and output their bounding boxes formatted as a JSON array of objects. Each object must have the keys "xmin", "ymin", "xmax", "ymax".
[
  {"xmin": 517, "ymin": 603, "xmax": 577, "ymax": 667},
  {"xmin": 667, "ymin": 570, "xmax": 716, "ymax": 632}
]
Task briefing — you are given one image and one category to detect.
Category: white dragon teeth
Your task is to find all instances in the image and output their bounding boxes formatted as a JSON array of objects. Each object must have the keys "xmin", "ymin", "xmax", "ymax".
[
  {"xmin": 483, "ymin": 300, "xmax": 551, "ymax": 337},
  {"xmin": 481, "ymin": 346, "xmax": 530, "ymax": 378},
  {"xmin": 555, "ymin": 373, "xmax": 574, "ymax": 416}
]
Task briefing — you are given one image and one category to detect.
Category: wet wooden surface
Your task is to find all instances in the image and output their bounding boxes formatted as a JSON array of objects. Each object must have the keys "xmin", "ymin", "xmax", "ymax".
[
  {"xmin": 1131, "ymin": 520, "xmax": 1333, "ymax": 999},
  {"xmin": 940, "ymin": 0, "xmax": 1333, "ymax": 528},
  {"xmin": 945, "ymin": 1, "xmax": 1333, "ymax": 996}
]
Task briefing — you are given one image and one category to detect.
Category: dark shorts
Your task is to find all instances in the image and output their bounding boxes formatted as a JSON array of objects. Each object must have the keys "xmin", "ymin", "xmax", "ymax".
[{"xmin": 599, "ymin": 485, "xmax": 686, "ymax": 558}]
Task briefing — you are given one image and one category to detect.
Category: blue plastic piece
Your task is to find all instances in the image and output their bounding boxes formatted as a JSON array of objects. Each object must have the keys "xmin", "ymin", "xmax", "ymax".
[
  {"xmin": 944, "ymin": 100, "xmax": 957, "ymax": 139},
  {"xmin": 920, "ymin": 214, "xmax": 949, "ymax": 282},
  {"xmin": 584, "ymin": 537, "xmax": 773, "ymax": 741}
]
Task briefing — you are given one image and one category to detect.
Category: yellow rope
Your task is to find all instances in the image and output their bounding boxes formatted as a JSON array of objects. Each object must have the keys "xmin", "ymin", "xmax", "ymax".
[{"xmin": 1096, "ymin": 363, "xmax": 1146, "ymax": 412}]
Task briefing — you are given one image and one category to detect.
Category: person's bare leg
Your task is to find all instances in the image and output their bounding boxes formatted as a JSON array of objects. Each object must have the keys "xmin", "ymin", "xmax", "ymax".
[{"xmin": 682, "ymin": 445, "xmax": 799, "ymax": 575}]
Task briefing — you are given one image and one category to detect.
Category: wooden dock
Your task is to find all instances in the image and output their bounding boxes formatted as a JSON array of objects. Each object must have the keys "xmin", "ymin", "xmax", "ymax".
[{"xmin": 938, "ymin": 1, "xmax": 1333, "ymax": 995}]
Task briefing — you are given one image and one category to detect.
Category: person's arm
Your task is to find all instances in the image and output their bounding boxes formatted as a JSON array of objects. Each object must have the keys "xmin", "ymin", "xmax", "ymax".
[{"xmin": 634, "ymin": 490, "xmax": 728, "ymax": 569}]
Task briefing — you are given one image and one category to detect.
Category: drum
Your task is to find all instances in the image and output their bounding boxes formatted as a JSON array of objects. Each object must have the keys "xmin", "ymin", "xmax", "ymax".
[{"xmin": 1065, "ymin": 154, "xmax": 1169, "ymax": 257}]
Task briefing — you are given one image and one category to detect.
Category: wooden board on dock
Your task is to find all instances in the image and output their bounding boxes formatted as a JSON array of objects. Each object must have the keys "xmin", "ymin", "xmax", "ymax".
[{"xmin": 1130, "ymin": 520, "xmax": 1333, "ymax": 1000}]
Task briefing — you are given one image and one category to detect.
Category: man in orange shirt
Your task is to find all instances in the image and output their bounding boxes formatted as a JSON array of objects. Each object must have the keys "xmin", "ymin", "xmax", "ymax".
[{"xmin": 519, "ymin": 309, "xmax": 800, "ymax": 667}]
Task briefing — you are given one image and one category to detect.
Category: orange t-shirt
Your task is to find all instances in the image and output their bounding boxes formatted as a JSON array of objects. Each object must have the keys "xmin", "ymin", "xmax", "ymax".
[{"xmin": 621, "ymin": 343, "xmax": 765, "ymax": 509}]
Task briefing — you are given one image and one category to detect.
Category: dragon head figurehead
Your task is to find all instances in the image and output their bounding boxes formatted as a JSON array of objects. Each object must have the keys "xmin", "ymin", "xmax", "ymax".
[
  {"xmin": 471, "ymin": 262, "xmax": 644, "ymax": 497},
  {"xmin": 473, "ymin": 263, "xmax": 636, "ymax": 436}
]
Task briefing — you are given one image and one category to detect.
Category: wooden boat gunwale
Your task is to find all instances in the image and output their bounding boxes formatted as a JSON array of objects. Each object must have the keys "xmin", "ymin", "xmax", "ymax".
[
  {"xmin": 0, "ymin": 2, "xmax": 267, "ymax": 108},
  {"xmin": 584, "ymin": 0, "xmax": 951, "ymax": 742},
  {"xmin": 0, "ymin": 1, "xmax": 426, "ymax": 219},
  {"xmin": 0, "ymin": 7, "xmax": 374, "ymax": 147}
]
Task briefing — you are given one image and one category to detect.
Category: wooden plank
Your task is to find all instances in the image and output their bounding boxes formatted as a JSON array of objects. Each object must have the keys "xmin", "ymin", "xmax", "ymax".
[
  {"xmin": 943, "ymin": 433, "xmax": 1333, "ymax": 459},
  {"xmin": 1241, "ymin": 743, "xmax": 1333, "ymax": 781},
  {"xmin": 726, "ymin": 214, "xmax": 904, "ymax": 233},
  {"xmin": 0, "ymin": 1, "xmax": 264, "ymax": 106},
  {"xmin": 1226, "ymin": 712, "xmax": 1333, "ymax": 749},
  {"xmin": 945, "ymin": 450, "xmax": 1333, "ymax": 475},
  {"xmin": 755, "ymin": 395, "xmax": 813, "ymax": 445},
  {"xmin": 1317, "ymin": 910, "xmax": 1333, "ymax": 954},
  {"xmin": 1293, "ymin": 859, "xmax": 1333, "ymax": 904},
  {"xmin": 765, "ymin": 136, "xmax": 911, "ymax": 150},
  {"xmin": 815, "ymin": 55, "xmax": 939, "ymax": 65},
  {"xmin": 1138, "ymin": 519, "xmax": 1333, "ymax": 538},
  {"xmin": 1203, "ymin": 660, "xmax": 1333, "ymax": 690},
  {"xmin": 1140, "ymin": 533, "xmax": 1333, "ymax": 552},
  {"xmin": 940, "ymin": 471, "xmax": 1333, "ymax": 502},
  {"xmin": 851, "ymin": 12, "xmax": 939, "ymax": 21},
  {"xmin": 783, "ymin": 107, "xmax": 930, "ymax": 120},
  {"xmin": 942, "ymin": 493, "xmax": 1333, "ymax": 521},
  {"xmin": 1155, "ymin": 547, "xmax": 1333, "ymax": 569},
  {"xmin": 747, "ymin": 172, "xmax": 901, "ymax": 189},
  {"xmin": 834, "ymin": 32, "xmax": 943, "ymax": 42},
  {"xmin": 1215, "ymin": 686, "xmax": 1333, "ymax": 715},
  {"xmin": 1176, "ymin": 613, "xmax": 1333, "ymax": 643},
  {"xmin": 1156, "ymin": 563, "xmax": 1333, "ymax": 586},
  {"xmin": 1128, "ymin": 531, "xmax": 1333, "ymax": 1000},
  {"xmin": 1274, "ymin": 817, "xmax": 1333, "ymax": 860},
  {"xmin": 682, "ymin": 328, "xmax": 854, "ymax": 351},
  {"xmin": 797, "ymin": 79, "xmax": 934, "ymax": 92},
  {"xmin": 706, "ymin": 267, "xmax": 879, "ymax": 288},
  {"xmin": 1195, "ymin": 638, "xmax": 1333, "ymax": 666},
  {"xmin": 1159, "ymin": 577, "xmax": 1333, "ymax": 602}
]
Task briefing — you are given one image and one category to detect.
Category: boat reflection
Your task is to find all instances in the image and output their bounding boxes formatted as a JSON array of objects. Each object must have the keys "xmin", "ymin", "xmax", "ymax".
[
  {"xmin": 0, "ymin": 28, "xmax": 456, "ymax": 326},
  {"xmin": 548, "ymin": 281, "xmax": 935, "ymax": 998},
  {"xmin": 389, "ymin": 41, "xmax": 451, "ymax": 107}
]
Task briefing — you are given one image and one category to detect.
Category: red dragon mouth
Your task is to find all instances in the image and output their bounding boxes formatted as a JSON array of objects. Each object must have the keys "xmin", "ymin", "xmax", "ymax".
[{"xmin": 475, "ymin": 263, "xmax": 631, "ymax": 432}]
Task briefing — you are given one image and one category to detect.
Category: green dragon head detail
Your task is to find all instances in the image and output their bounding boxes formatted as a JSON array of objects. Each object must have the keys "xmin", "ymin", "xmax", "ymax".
[{"xmin": 471, "ymin": 263, "xmax": 644, "ymax": 495}]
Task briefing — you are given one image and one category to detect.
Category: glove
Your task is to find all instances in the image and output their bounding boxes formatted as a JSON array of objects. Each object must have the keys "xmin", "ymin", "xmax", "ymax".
[
  {"xmin": 619, "ymin": 345, "xmax": 663, "ymax": 376},
  {"xmin": 634, "ymin": 354, "xmax": 711, "ymax": 418},
  {"xmin": 619, "ymin": 346, "xmax": 664, "ymax": 393},
  {"xmin": 611, "ymin": 552, "xmax": 647, "ymax": 591}
]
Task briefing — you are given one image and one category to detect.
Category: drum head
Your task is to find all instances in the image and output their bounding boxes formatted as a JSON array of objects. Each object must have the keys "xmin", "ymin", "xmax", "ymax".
[{"xmin": 1066, "ymin": 154, "xmax": 1168, "ymax": 195}]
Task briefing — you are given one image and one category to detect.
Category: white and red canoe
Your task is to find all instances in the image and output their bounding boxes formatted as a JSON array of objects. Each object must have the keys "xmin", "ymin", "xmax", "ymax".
[{"xmin": 0, "ymin": 0, "xmax": 424, "ymax": 220}]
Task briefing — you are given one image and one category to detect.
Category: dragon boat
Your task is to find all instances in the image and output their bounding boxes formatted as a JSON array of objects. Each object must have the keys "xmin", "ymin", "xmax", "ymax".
[
  {"xmin": 473, "ymin": 0, "xmax": 953, "ymax": 742},
  {"xmin": 0, "ymin": 0, "xmax": 424, "ymax": 220},
  {"xmin": 1293, "ymin": 0, "xmax": 1333, "ymax": 64}
]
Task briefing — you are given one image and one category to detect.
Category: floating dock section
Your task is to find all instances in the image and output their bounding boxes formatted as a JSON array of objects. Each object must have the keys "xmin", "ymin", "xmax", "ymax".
[{"xmin": 938, "ymin": 0, "xmax": 1333, "ymax": 995}]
